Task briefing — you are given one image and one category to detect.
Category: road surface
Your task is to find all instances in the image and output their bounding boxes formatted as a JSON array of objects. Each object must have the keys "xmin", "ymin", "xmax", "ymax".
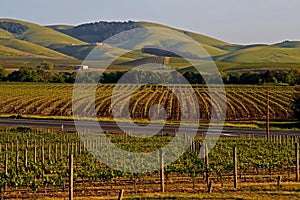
[{"xmin": 0, "ymin": 118, "xmax": 299, "ymax": 138}]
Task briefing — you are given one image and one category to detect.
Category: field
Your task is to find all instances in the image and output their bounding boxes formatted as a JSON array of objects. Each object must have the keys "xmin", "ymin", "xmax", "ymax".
[
  {"xmin": 0, "ymin": 127, "xmax": 300, "ymax": 199},
  {"xmin": 0, "ymin": 83, "xmax": 294, "ymax": 123}
]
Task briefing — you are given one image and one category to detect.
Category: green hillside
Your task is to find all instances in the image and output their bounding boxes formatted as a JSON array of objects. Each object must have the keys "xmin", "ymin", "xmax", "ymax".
[
  {"xmin": 0, "ymin": 29, "xmax": 13, "ymax": 39},
  {"xmin": 0, "ymin": 38, "xmax": 73, "ymax": 59},
  {"xmin": 215, "ymin": 45, "xmax": 300, "ymax": 63},
  {"xmin": 0, "ymin": 44, "xmax": 35, "ymax": 57},
  {"xmin": 49, "ymin": 20, "xmax": 229, "ymax": 57},
  {"xmin": 139, "ymin": 22, "xmax": 229, "ymax": 47},
  {"xmin": 0, "ymin": 19, "xmax": 87, "ymax": 47},
  {"xmin": 51, "ymin": 44, "xmax": 129, "ymax": 61},
  {"xmin": 1, "ymin": 18, "xmax": 300, "ymax": 69}
]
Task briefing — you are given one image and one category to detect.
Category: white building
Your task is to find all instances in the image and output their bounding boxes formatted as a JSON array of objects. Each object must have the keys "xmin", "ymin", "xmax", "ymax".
[{"xmin": 74, "ymin": 65, "xmax": 89, "ymax": 70}]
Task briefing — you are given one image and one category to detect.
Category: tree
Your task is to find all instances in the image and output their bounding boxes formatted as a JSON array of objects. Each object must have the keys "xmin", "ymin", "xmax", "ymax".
[
  {"xmin": 0, "ymin": 65, "xmax": 8, "ymax": 81},
  {"xmin": 7, "ymin": 66, "xmax": 42, "ymax": 82},
  {"xmin": 292, "ymin": 86, "xmax": 300, "ymax": 120},
  {"xmin": 37, "ymin": 61, "xmax": 54, "ymax": 70}
]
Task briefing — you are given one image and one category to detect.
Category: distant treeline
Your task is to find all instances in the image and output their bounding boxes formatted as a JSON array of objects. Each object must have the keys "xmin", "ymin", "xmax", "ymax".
[
  {"xmin": 1, "ymin": 65, "xmax": 300, "ymax": 85},
  {"xmin": 0, "ymin": 21, "xmax": 28, "ymax": 35},
  {"xmin": 59, "ymin": 21, "xmax": 141, "ymax": 43}
]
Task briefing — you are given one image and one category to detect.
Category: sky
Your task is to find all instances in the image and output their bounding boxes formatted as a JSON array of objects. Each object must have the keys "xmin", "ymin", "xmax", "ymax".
[{"xmin": 1, "ymin": 0, "xmax": 300, "ymax": 44}]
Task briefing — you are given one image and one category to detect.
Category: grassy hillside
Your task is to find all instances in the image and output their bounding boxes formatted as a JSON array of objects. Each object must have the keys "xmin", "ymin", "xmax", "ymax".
[
  {"xmin": 1, "ymin": 18, "xmax": 300, "ymax": 70},
  {"xmin": 51, "ymin": 44, "xmax": 129, "ymax": 61},
  {"xmin": 139, "ymin": 22, "xmax": 229, "ymax": 46},
  {"xmin": 0, "ymin": 44, "xmax": 34, "ymax": 57},
  {"xmin": 49, "ymin": 21, "xmax": 229, "ymax": 57},
  {"xmin": 0, "ymin": 29, "xmax": 13, "ymax": 39},
  {"xmin": 215, "ymin": 45, "xmax": 300, "ymax": 63},
  {"xmin": 0, "ymin": 38, "xmax": 74, "ymax": 59},
  {"xmin": 0, "ymin": 19, "xmax": 86, "ymax": 47}
]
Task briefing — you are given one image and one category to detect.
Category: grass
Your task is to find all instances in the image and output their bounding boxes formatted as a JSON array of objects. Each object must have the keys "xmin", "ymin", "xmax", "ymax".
[
  {"xmin": 0, "ymin": 18, "xmax": 87, "ymax": 47},
  {"xmin": 215, "ymin": 46, "xmax": 300, "ymax": 63},
  {"xmin": 2, "ymin": 18, "xmax": 300, "ymax": 68},
  {"xmin": 0, "ymin": 38, "xmax": 74, "ymax": 59},
  {"xmin": 139, "ymin": 21, "xmax": 229, "ymax": 47},
  {"xmin": 0, "ymin": 28, "xmax": 13, "ymax": 39},
  {"xmin": 39, "ymin": 182, "xmax": 300, "ymax": 199}
]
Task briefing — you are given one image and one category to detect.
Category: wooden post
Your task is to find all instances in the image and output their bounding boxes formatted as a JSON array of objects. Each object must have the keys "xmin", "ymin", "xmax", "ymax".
[
  {"xmin": 67, "ymin": 143, "xmax": 70, "ymax": 156},
  {"xmin": 159, "ymin": 149, "xmax": 165, "ymax": 193},
  {"xmin": 24, "ymin": 149, "xmax": 28, "ymax": 169},
  {"xmin": 41, "ymin": 145, "xmax": 44, "ymax": 164},
  {"xmin": 205, "ymin": 144, "xmax": 209, "ymax": 186},
  {"xmin": 233, "ymin": 147, "xmax": 238, "ymax": 188},
  {"xmin": 69, "ymin": 154, "xmax": 73, "ymax": 200},
  {"xmin": 277, "ymin": 176, "xmax": 281, "ymax": 190},
  {"xmin": 296, "ymin": 143, "xmax": 299, "ymax": 182},
  {"xmin": 5, "ymin": 152, "xmax": 8, "ymax": 192},
  {"xmin": 15, "ymin": 148, "xmax": 19, "ymax": 172},
  {"xmin": 118, "ymin": 189, "xmax": 124, "ymax": 200},
  {"xmin": 34, "ymin": 143, "xmax": 37, "ymax": 163},
  {"xmin": 48, "ymin": 144, "xmax": 51, "ymax": 162},
  {"xmin": 266, "ymin": 91, "xmax": 270, "ymax": 141},
  {"xmin": 207, "ymin": 180, "xmax": 213, "ymax": 193},
  {"xmin": 60, "ymin": 143, "xmax": 63, "ymax": 161},
  {"xmin": 55, "ymin": 144, "xmax": 58, "ymax": 162}
]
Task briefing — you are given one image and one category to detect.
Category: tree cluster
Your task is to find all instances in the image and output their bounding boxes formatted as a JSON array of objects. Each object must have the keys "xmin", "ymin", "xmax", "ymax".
[
  {"xmin": 0, "ymin": 22, "xmax": 28, "ymax": 35},
  {"xmin": 62, "ymin": 21, "xmax": 141, "ymax": 43},
  {"xmin": 222, "ymin": 70, "xmax": 300, "ymax": 85},
  {"xmin": 0, "ymin": 65, "xmax": 76, "ymax": 83},
  {"xmin": 2, "ymin": 63, "xmax": 300, "ymax": 86}
]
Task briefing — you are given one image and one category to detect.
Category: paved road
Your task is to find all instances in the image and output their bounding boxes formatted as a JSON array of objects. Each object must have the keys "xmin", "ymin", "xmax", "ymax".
[{"xmin": 0, "ymin": 118, "xmax": 299, "ymax": 138}]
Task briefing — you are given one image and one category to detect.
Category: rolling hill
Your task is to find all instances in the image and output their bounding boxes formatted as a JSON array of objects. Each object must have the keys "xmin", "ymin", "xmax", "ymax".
[
  {"xmin": 0, "ymin": 19, "xmax": 86, "ymax": 47},
  {"xmin": 1, "ymin": 18, "xmax": 300, "ymax": 70},
  {"xmin": 0, "ymin": 38, "xmax": 73, "ymax": 59},
  {"xmin": 214, "ymin": 43, "xmax": 300, "ymax": 63}
]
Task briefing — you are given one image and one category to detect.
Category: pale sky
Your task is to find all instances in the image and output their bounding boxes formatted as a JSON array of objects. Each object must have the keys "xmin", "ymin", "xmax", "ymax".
[{"xmin": 1, "ymin": 0, "xmax": 300, "ymax": 44}]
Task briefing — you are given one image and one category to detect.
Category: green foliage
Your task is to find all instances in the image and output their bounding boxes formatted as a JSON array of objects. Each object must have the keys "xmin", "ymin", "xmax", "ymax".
[
  {"xmin": 56, "ymin": 21, "xmax": 141, "ymax": 43},
  {"xmin": 0, "ymin": 65, "xmax": 7, "ymax": 81},
  {"xmin": 7, "ymin": 66, "xmax": 42, "ymax": 82},
  {"xmin": 0, "ymin": 21, "xmax": 28, "ymax": 35},
  {"xmin": 37, "ymin": 61, "xmax": 54, "ymax": 70}
]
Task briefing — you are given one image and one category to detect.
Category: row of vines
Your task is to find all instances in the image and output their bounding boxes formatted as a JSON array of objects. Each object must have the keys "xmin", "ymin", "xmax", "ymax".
[
  {"xmin": 0, "ymin": 83, "xmax": 294, "ymax": 122},
  {"xmin": 0, "ymin": 127, "xmax": 300, "ymax": 198}
]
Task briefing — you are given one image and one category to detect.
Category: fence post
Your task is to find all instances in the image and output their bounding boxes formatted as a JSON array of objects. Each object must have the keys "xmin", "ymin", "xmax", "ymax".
[
  {"xmin": 4, "ymin": 152, "xmax": 8, "ymax": 192},
  {"xmin": 60, "ymin": 142, "xmax": 63, "ymax": 161},
  {"xmin": 207, "ymin": 179, "xmax": 213, "ymax": 193},
  {"xmin": 233, "ymin": 147, "xmax": 238, "ymax": 188},
  {"xmin": 34, "ymin": 142, "xmax": 37, "ymax": 163},
  {"xmin": 69, "ymin": 154, "xmax": 73, "ymax": 200},
  {"xmin": 159, "ymin": 149, "xmax": 165, "ymax": 193},
  {"xmin": 24, "ymin": 149, "xmax": 28, "ymax": 169},
  {"xmin": 41, "ymin": 145, "xmax": 44, "ymax": 164},
  {"xmin": 118, "ymin": 189, "xmax": 124, "ymax": 200},
  {"xmin": 277, "ymin": 176, "xmax": 281, "ymax": 190},
  {"xmin": 296, "ymin": 143, "xmax": 299, "ymax": 182},
  {"xmin": 205, "ymin": 144, "xmax": 209, "ymax": 186},
  {"xmin": 55, "ymin": 144, "xmax": 58, "ymax": 162},
  {"xmin": 15, "ymin": 147, "xmax": 19, "ymax": 173},
  {"xmin": 48, "ymin": 144, "xmax": 51, "ymax": 162}
]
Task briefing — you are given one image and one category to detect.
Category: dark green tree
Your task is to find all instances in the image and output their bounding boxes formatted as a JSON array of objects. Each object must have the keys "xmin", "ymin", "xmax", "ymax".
[
  {"xmin": 7, "ymin": 66, "xmax": 42, "ymax": 82},
  {"xmin": 0, "ymin": 65, "xmax": 8, "ymax": 81},
  {"xmin": 37, "ymin": 61, "xmax": 54, "ymax": 70}
]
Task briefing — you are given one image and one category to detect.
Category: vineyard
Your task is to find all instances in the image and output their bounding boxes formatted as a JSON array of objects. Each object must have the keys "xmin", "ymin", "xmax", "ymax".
[
  {"xmin": 0, "ymin": 83, "xmax": 295, "ymax": 122},
  {"xmin": 0, "ymin": 127, "xmax": 300, "ymax": 199}
]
